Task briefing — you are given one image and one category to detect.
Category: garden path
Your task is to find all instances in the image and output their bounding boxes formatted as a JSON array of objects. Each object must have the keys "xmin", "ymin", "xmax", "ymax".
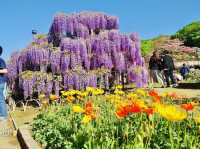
[
  {"xmin": 0, "ymin": 116, "xmax": 20, "ymax": 149},
  {"xmin": 155, "ymin": 88, "xmax": 200, "ymax": 99}
]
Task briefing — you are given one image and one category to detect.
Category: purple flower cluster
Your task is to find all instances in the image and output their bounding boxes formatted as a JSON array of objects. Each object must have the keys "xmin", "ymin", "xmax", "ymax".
[
  {"xmin": 7, "ymin": 52, "xmax": 20, "ymax": 83},
  {"xmin": 63, "ymin": 69, "xmax": 97, "ymax": 90},
  {"xmin": 48, "ymin": 11, "xmax": 119, "ymax": 44},
  {"xmin": 18, "ymin": 71, "xmax": 62, "ymax": 99},
  {"xmin": 50, "ymin": 50, "xmax": 61, "ymax": 74},
  {"xmin": 7, "ymin": 11, "xmax": 148, "ymax": 100}
]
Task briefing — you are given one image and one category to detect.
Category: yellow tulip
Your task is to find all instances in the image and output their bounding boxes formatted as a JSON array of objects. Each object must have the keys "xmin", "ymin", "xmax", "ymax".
[
  {"xmin": 86, "ymin": 87, "xmax": 94, "ymax": 92},
  {"xmin": 68, "ymin": 90, "xmax": 76, "ymax": 96},
  {"xmin": 82, "ymin": 115, "xmax": 92, "ymax": 124},
  {"xmin": 198, "ymin": 126, "xmax": 200, "ymax": 135},
  {"xmin": 161, "ymin": 92, "xmax": 168, "ymax": 98},
  {"xmin": 80, "ymin": 91, "xmax": 88, "ymax": 97},
  {"xmin": 115, "ymin": 85, "xmax": 123, "ymax": 89},
  {"xmin": 93, "ymin": 88, "xmax": 104, "ymax": 95},
  {"xmin": 194, "ymin": 117, "xmax": 200, "ymax": 123},
  {"xmin": 77, "ymin": 95, "xmax": 82, "ymax": 100},
  {"xmin": 72, "ymin": 106, "xmax": 85, "ymax": 113},
  {"xmin": 193, "ymin": 110, "xmax": 200, "ymax": 123},
  {"xmin": 155, "ymin": 104, "xmax": 187, "ymax": 121},
  {"xmin": 114, "ymin": 89, "xmax": 125, "ymax": 95},
  {"xmin": 135, "ymin": 89, "xmax": 146, "ymax": 97},
  {"xmin": 191, "ymin": 102, "xmax": 199, "ymax": 106},
  {"xmin": 66, "ymin": 96, "xmax": 75, "ymax": 103},
  {"xmin": 61, "ymin": 91, "xmax": 69, "ymax": 97},
  {"xmin": 133, "ymin": 99, "xmax": 147, "ymax": 109},
  {"xmin": 127, "ymin": 93, "xmax": 138, "ymax": 100}
]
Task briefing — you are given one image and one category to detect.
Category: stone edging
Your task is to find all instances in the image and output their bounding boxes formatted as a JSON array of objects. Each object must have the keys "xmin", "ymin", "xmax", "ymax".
[
  {"xmin": 9, "ymin": 113, "xmax": 41, "ymax": 149},
  {"xmin": 17, "ymin": 128, "xmax": 41, "ymax": 149}
]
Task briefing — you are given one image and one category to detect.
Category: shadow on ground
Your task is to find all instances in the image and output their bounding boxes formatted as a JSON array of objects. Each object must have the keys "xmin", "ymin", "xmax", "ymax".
[{"xmin": 177, "ymin": 83, "xmax": 200, "ymax": 89}]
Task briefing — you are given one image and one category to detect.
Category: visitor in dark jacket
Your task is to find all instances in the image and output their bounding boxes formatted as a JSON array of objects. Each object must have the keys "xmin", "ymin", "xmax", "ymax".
[
  {"xmin": 161, "ymin": 50, "xmax": 177, "ymax": 87},
  {"xmin": 149, "ymin": 50, "xmax": 164, "ymax": 87},
  {"xmin": 180, "ymin": 63, "xmax": 190, "ymax": 79}
]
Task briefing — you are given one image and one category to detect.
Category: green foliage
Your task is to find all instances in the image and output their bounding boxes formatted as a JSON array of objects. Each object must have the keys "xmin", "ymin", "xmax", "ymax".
[
  {"xmin": 173, "ymin": 21, "xmax": 200, "ymax": 48},
  {"xmin": 35, "ymin": 34, "xmax": 47, "ymax": 39},
  {"xmin": 141, "ymin": 40, "xmax": 154, "ymax": 56},
  {"xmin": 186, "ymin": 70, "xmax": 200, "ymax": 83},
  {"xmin": 141, "ymin": 35, "xmax": 170, "ymax": 56}
]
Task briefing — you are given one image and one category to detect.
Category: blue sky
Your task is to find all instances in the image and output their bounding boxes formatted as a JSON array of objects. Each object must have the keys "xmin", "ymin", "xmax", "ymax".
[{"xmin": 0, "ymin": 0, "xmax": 200, "ymax": 60}]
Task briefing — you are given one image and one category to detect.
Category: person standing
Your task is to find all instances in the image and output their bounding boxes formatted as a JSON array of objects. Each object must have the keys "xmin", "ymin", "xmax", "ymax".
[
  {"xmin": 0, "ymin": 46, "xmax": 8, "ymax": 121},
  {"xmin": 149, "ymin": 50, "xmax": 164, "ymax": 87},
  {"xmin": 180, "ymin": 63, "xmax": 190, "ymax": 79},
  {"xmin": 162, "ymin": 50, "xmax": 177, "ymax": 87}
]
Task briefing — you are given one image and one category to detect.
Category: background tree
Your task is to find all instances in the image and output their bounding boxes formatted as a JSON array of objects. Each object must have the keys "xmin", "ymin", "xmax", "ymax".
[{"xmin": 173, "ymin": 21, "xmax": 200, "ymax": 48}]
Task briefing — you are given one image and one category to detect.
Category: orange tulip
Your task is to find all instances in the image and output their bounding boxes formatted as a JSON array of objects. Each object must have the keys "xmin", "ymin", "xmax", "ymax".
[
  {"xmin": 148, "ymin": 90, "xmax": 159, "ymax": 97},
  {"xmin": 148, "ymin": 90, "xmax": 161, "ymax": 102},
  {"xmin": 168, "ymin": 92, "xmax": 179, "ymax": 100},
  {"xmin": 115, "ymin": 103, "xmax": 142, "ymax": 118},
  {"xmin": 126, "ymin": 104, "xmax": 141, "ymax": 113},
  {"xmin": 90, "ymin": 113, "xmax": 96, "ymax": 120},
  {"xmin": 66, "ymin": 96, "xmax": 75, "ymax": 103},
  {"xmin": 50, "ymin": 95, "xmax": 59, "ymax": 101},
  {"xmin": 144, "ymin": 108, "xmax": 154, "ymax": 117},
  {"xmin": 115, "ymin": 107, "xmax": 129, "ymax": 118},
  {"xmin": 85, "ymin": 101, "xmax": 93, "ymax": 115},
  {"xmin": 84, "ymin": 101, "xmax": 96, "ymax": 120},
  {"xmin": 86, "ymin": 101, "xmax": 92, "ymax": 108},
  {"xmin": 181, "ymin": 103, "xmax": 193, "ymax": 111}
]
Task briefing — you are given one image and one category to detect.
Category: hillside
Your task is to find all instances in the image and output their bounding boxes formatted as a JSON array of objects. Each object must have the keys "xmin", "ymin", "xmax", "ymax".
[
  {"xmin": 173, "ymin": 21, "xmax": 200, "ymax": 48},
  {"xmin": 141, "ymin": 20, "xmax": 200, "ymax": 62}
]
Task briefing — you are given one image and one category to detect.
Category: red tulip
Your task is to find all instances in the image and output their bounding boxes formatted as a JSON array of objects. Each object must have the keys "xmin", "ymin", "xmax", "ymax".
[
  {"xmin": 115, "ymin": 107, "xmax": 129, "ymax": 118},
  {"xmin": 149, "ymin": 90, "xmax": 161, "ymax": 102},
  {"xmin": 181, "ymin": 103, "xmax": 193, "ymax": 111},
  {"xmin": 144, "ymin": 108, "xmax": 154, "ymax": 117}
]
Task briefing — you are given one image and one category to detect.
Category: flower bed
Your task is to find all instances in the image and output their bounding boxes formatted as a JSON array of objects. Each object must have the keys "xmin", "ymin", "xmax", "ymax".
[
  {"xmin": 185, "ymin": 70, "xmax": 200, "ymax": 83},
  {"xmin": 32, "ymin": 87, "xmax": 200, "ymax": 148}
]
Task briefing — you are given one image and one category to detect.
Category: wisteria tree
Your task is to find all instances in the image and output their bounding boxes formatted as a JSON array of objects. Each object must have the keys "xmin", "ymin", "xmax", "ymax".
[{"xmin": 7, "ymin": 11, "xmax": 148, "ymax": 100}]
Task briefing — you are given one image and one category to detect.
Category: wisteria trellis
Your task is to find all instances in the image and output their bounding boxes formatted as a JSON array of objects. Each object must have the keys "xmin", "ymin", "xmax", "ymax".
[{"xmin": 7, "ymin": 11, "xmax": 148, "ymax": 99}]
